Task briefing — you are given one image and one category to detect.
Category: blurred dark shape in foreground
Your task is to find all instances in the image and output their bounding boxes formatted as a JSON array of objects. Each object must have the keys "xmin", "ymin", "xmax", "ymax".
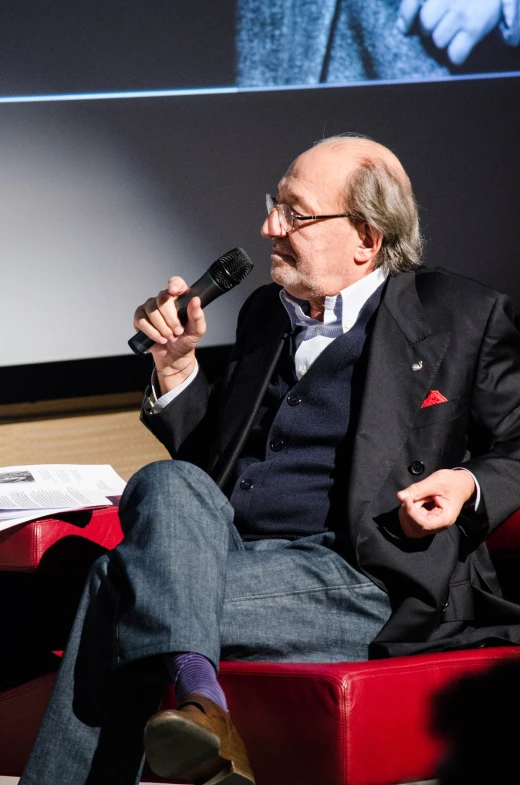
[{"xmin": 433, "ymin": 658, "xmax": 520, "ymax": 784}]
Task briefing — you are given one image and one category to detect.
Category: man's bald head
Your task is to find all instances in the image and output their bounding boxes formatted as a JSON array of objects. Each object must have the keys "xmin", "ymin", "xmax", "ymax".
[
  {"xmin": 289, "ymin": 135, "xmax": 423, "ymax": 274},
  {"xmin": 313, "ymin": 135, "xmax": 410, "ymax": 183}
]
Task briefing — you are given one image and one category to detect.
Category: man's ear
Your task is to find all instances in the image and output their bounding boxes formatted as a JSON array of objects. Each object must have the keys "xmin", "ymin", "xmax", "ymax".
[{"xmin": 354, "ymin": 222, "xmax": 383, "ymax": 265}]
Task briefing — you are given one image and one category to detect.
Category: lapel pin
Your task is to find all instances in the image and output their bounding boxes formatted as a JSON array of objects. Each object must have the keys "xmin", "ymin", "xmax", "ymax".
[{"xmin": 411, "ymin": 361, "xmax": 423, "ymax": 372}]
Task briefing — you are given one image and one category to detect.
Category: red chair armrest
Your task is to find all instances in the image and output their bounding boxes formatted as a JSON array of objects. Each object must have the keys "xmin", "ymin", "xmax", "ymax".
[{"xmin": 0, "ymin": 506, "xmax": 123, "ymax": 571}]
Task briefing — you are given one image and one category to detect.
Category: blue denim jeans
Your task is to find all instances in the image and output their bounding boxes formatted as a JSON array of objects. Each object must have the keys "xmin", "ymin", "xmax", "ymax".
[{"xmin": 20, "ymin": 460, "xmax": 391, "ymax": 785}]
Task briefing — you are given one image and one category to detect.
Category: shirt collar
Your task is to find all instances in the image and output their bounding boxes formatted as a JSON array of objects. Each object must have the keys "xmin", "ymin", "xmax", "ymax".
[{"xmin": 280, "ymin": 266, "xmax": 387, "ymax": 332}]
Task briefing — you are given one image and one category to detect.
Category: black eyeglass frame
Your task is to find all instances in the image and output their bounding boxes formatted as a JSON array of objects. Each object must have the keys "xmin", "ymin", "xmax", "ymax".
[{"xmin": 266, "ymin": 194, "xmax": 357, "ymax": 231}]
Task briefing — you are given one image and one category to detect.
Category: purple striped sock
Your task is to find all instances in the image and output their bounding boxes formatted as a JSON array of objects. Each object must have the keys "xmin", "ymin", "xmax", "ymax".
[{"xmin": 165, "ymin": 652, "xmax": 229, "ymax": 713}]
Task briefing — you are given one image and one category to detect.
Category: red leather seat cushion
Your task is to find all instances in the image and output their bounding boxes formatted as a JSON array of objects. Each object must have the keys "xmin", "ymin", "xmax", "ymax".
[
  {"xmin": 486, "ymin": 510, "xmax": 520, "ymax": 604},
  {"xmin": 218, "ymin": 650, "xmax": 520, "ymax": 785},
  {"xmin": 487, "ymin": 509, "xmax": 520, "ymax": 550},
  {"xmin": 4, "ymin": 648, "xmax": 520, "ymax": 785},
  {"xmin": 0, "ymin": 672, "xmax": 57, "ymax": 778}
]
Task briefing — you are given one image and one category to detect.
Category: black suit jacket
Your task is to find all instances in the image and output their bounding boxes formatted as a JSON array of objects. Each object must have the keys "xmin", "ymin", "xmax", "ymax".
[{"xmin": 143, "ymin": 267, "xmax": 520, "ymax": 656}]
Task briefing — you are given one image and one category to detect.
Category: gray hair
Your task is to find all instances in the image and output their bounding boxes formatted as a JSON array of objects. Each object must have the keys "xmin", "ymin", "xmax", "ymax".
[{"xmin": 314, "ymin": 135, "xmax": 423, "ymax": 274}]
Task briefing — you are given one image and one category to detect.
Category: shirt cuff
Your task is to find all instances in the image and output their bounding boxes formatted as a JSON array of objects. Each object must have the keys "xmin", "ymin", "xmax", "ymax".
[
  {"xmin": 453, "ymin": 467, "xmax": 481, "ymax": 511},
  {"xmin": 146, "ymin": 361, "xmax": 199, "ymax": 414}
]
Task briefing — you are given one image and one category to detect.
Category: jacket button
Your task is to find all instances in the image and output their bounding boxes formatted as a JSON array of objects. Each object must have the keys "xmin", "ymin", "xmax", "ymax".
[
  {"xmin": 270, "ymin": 438, "xmax": 285, "ymax": 452},
  {"xmin": 240, "ymin": 479, "xmax": 254, "ymax": 490},
  {"xmin": 442, "ymin": 598, "xmax": 450, "ymax": 612},
  {"xmin": 408, "ymin": 461, "xmax": 425, "ymax": 476},
  {"xmin": 287, "ymin": 393, "xmax": 302, "ymax": 406}
]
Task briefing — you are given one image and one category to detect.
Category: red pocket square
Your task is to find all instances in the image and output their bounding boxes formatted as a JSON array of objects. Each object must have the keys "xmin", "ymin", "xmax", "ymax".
[{"xmin": 421, "ymin": 390, "xmax": 448, "ymax": 408}]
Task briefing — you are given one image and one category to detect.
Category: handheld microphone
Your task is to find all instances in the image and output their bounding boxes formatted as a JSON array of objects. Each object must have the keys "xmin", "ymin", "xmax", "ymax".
[{"xmin": 128, "ymin": 247, "xmax": 254, "ymax": 356}]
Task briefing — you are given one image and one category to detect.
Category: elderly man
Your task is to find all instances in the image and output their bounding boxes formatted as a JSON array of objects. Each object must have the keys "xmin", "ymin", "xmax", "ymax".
[{"xmin": 20, "ymin": 136, "xmax": 520, "ymax": 785}]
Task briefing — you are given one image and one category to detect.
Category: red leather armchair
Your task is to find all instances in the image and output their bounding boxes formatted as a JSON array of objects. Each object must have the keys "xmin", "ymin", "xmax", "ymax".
[{"xmin": 1, "ymin": 507, "xmax": 520, "ymax": 785}]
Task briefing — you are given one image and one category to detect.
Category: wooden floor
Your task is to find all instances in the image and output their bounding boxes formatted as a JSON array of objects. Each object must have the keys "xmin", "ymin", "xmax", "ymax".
[{"xmin": 0, "ymin": 405, "xmax": 169, "ymax": 481}]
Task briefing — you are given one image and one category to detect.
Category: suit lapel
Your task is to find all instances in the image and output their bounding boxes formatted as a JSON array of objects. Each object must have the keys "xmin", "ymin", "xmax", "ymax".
[{"xmin": 347, "ymin": 271, "xmax": 452, "ymax": 527}]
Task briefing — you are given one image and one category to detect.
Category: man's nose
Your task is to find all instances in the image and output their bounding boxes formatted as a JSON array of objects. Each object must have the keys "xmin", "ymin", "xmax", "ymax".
[{"xmin": 261, "ymin": 209, "xmax": 287, "ymax": 238}]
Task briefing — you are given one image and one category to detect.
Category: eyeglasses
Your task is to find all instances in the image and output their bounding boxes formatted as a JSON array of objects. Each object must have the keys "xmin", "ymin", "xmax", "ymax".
[{"xmin": 266, "ymin": 194, "xmax": 356, "ymax": 233}]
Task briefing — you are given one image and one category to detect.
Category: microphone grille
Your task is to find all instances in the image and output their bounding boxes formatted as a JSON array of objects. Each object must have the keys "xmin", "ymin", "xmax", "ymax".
[{"xmin": 210, "ymin": 247, "xmax": 254, "ymax": 291}]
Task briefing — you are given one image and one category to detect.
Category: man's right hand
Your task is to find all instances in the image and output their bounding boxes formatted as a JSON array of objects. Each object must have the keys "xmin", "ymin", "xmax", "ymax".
[
  {"xmin": 397, "ymin": 0, "xmax": 502, "ymax": 65},
  {"xmin": 133, "ymin": 276, "xmax": 206, "ymax": 394}
]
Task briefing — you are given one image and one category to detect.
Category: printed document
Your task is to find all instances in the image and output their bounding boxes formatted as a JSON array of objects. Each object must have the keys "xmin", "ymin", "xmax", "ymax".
[{"xmin": 0, "ymin": 464, "xmax": 126, "ymax": 532}]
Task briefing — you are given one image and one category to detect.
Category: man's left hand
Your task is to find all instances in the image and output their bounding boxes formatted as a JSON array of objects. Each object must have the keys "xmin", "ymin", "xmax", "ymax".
[{"xmin": 397, "ymin": 469, "xmax": 476, "ymax": 538}]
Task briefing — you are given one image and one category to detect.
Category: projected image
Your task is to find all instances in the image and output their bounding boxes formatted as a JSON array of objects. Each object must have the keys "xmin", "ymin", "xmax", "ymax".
[
  {"xmin": 237, "ymin": 0, "xmax": 520, "ymax": 85},
  {"xmin": 0, "ymin": 0, "xmax": 519, "ymax": 98}
]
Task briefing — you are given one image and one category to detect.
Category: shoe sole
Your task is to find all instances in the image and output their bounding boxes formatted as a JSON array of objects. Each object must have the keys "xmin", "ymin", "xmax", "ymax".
[
  {"xmin": 144, "ymin": 712, "xmax": 254, "ymax": 785},
  {"xmin": 205, "ymin": 767, "xmax": 254, "ymax": 785}
]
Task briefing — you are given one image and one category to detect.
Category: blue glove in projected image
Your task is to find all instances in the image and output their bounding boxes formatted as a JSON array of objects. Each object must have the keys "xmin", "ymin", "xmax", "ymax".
[
  {"xmin": 397, "ymin": 0, "xmax": 513, "ymax": 65},
  {"xmin": 236, "ymin": 0, "xmax": 520, "ymax": 87}
]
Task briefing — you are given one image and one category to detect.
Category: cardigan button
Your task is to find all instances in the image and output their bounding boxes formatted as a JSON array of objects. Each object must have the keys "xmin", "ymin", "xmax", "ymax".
[
  {"xmin": 408, "ymin": 461, "xmax": 425, "ymax": 476},
  {"xmin": 240, "ymin": 479, "xmax": 254, "ymax": 491},
  {"xmin": 270, "ymin": 438, "xmax": 285, "ymax": 452},
  {"xmin": 287, "ymin": 393, "xmax": 302, "ymax": 406}
]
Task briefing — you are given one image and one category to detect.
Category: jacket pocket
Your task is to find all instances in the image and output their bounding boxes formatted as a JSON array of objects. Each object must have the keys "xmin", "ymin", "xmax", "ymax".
[
  {"xmin": 413, "ymin": 396, "xmax": 461, "ymax": 427},
  {"xmin": 442, "ymin": 580, "xmax": 475, "ymax": 622}
]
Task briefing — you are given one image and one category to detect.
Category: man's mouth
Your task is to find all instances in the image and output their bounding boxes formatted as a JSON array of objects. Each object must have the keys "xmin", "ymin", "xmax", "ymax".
[{"xmin": 272, "ymin": 246, "xmax": 295, "ymax": 262}]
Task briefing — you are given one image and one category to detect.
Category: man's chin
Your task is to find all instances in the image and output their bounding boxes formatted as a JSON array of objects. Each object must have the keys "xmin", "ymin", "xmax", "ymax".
[
  {"xmin": 271, "ymin": 262, "xmax": 302, "ymax": 291},
  {"xmin": 270, "ymin": 264, "xmax": 320, "ymax": 301}
]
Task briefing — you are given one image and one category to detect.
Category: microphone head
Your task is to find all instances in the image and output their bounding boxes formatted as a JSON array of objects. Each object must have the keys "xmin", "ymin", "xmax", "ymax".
[{"xmin": 209, "ymin": 247, "xmax": 254, "ymax": 291}]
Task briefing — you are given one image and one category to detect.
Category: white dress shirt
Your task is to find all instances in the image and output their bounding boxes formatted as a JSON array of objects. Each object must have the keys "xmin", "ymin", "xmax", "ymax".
[{"xmin": 279, "ymin": 267, "xmax": 387, "ymax": 380}]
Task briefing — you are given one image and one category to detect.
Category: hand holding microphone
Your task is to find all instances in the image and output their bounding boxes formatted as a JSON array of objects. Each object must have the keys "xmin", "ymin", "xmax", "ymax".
[
  {"xmin": 130, "ymin": 247, "xmax": 254, "ymax": 392},
  {"xmin": 133, "ymin": 276, "xmax": 205, "ymax": 390}
]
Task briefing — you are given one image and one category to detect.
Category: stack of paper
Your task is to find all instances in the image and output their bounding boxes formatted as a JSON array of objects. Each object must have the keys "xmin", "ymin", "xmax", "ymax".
[{"xmin": 0, "ymin": 464, "xmax": 126, "ymax": 532}]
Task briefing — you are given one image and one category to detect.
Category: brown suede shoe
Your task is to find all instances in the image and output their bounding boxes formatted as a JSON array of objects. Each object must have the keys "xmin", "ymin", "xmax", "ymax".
[{"xmin": 144, "ymin": 693, "xmax": 255, "ymax": 785}]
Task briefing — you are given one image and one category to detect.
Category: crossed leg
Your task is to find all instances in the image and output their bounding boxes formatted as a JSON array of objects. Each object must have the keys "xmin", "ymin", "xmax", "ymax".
[{"xmin": 20, "ymin": 460, "xmax": 390, "ymax": 785}]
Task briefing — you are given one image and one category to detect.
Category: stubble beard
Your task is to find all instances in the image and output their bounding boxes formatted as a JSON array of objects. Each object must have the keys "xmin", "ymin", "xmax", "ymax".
[{"xmin": 271, "ymin": 258, "xmax": 323, "ymax": 300}]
